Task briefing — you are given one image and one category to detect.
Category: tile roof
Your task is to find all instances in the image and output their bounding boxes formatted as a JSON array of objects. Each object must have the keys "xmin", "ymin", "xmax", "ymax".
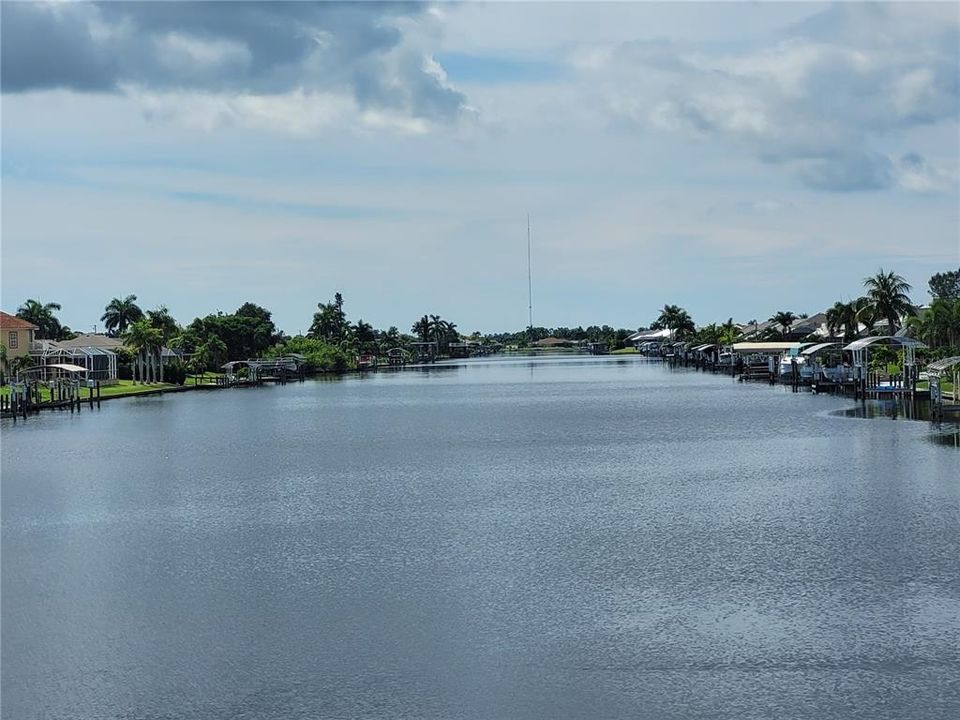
[{"xmin": 0, "ymin": 311, "xmax": 38, "ymax": 330}]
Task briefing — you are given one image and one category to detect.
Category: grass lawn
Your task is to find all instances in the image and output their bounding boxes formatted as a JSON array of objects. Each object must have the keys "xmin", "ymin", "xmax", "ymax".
[
  {"xmin": 3, "ymin": 379, "xmax": 180, "ymax": 403},
  {"xmin": 610, "ymin": 347, "xmax": 639, "ymax": 354}
]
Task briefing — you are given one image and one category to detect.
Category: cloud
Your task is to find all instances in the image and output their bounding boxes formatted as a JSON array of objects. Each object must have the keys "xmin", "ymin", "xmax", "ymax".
[
  {"xmin": 0, "ymin": 1, "xmax": 469, "ymax": 128},
  {"xmin": 574, "ymin": 3, "xmax": 959, "ymax": 192}
]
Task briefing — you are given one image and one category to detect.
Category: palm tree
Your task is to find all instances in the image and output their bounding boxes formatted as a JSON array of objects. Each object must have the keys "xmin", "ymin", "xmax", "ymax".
[
  {"xmin": 720, "ymin": 318, "xmax": 740, "ymax": 346},
  {"xmin": 17, "ymin": 298, "xmax": 64, "ymax": 339},
  {"xmin": 826, "ymin": 301, "xmax": 861, "ymax": 341},
  {"xmin": 351, "ymin": 319, "xmax": 376, "ymax": 353},
  {"xmin": 411, "ymin": 315, "xmax": 431, "ymax": 341},
  {"xmin": 146, "ymin": 305, "xmax": 178, "ymax": 343},
  {"xmin": 656, "ymin": 304, "xmax": 695, "ymax": 340},
  {"xmin": 769, "ymin": 311, "xmax": 797, "ymax": 338},
  {"xmin": 102, "ymin": 295, "xmax": 144, "ymax": 337},
  {"xmin": 908, "ymin": 298, "xmax": 960, "ymax": 349},
  {"xmin": 10, "ymin": 354, "xmax": 34, "ymax": 379},
  {"xmin": 863, "ymin": 269, "xmax": 915, "ymax": 333},
  {"xmin": 124, "ymin": 319, "xmax": 163, "ymax": 383}
]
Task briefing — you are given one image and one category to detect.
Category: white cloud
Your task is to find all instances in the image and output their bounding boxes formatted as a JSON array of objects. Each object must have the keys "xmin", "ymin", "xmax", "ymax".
[{"xmin": 570, "ymin": 3, "xmax": 959, "ymax": 192}]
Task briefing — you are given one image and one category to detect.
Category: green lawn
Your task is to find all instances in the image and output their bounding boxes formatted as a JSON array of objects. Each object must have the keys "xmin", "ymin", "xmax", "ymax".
[
  {"xmin": 610, "ymin": 347, "xmax": 639, "ymax": 355},
  {"xmin": 3, "ymin": 379, "xmax": 180, "ymax": 403}
]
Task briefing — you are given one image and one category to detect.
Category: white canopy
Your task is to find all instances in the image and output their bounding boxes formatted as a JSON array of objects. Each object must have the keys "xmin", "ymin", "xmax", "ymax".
[
  {"xmin": 843, "ymin": 336, "xmax": 927, "ymax": 351},
  {"xmin": 801, "ymin": 342, "xmax": 840, "ymax": 356},
  {"xmin": 732, "ymin": 342, "xmax": 802, "ymax": 354}
]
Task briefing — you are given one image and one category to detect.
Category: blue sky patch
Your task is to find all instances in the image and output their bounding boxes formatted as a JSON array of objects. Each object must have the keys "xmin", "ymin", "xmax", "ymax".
[{"xmin": 436, "ymin": 53, "xmax": 565, "ymax": 84}]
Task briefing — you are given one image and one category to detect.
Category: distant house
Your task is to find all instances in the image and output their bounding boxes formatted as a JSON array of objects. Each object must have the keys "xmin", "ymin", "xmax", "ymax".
[
  {"xmin": 533, "ymin": 336, "xmax": 575, "ymax": 348},
  {"xmin": 627, "ymin": 328, "xmax": 671, "ymax": 347},
  {"xmin": 55, "ymin": 333, "xmax": 124, "ymax": 351},
  {"xmin": 787, "ymin": 313, "xmax": 830, "ymax": 340},
  {"xmin": 0, "ymin": 311, "xmax": 38, "ymax": 362}
]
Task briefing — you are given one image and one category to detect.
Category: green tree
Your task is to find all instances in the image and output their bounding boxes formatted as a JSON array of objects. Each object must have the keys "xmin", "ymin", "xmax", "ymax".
[
  {"xmin": 123, "ymin": 319, "xmax": 163, "ymax": 383},
  {"xmin": 769, "ymin": 311, "xmax": 797, "ymax": 338},
  {"xmin": 352, "ymin": 319, "xmax": 376, "ymax": 352},
  {"xmin": 196, "ymin": 336, "xmax": 228, "ymax": 372},
  {"xmin": 146, "ymin": 305, "xmax": 178, "ymax": 343},
  {"xmin": 10, "ymin": 354, "xmax": 35, "ymax": 378},
  {"xmin": 928, "ymin": 268, "xmax": 960, "ymax": 301},
  {"xmin": 719, "ymin": 318, "xmax": 740, "ymax": 346},
  {"xmin": 826, "ymin": 301, "xmax": 861, "ymax": 342},
  {"xmin": 17, "ymin": 298, "xmax": 67, "ymax": 340},
  {"xmin": 863, "ymin": 268, "xmax": 915, "ymax": 333},
  {"xmin": 101, "ymin": 295, "xmax": 144, "ymax": 337},
  {"xmin": 412, "ymin": 315, "xmax": 431, "ymax": 341},
  {"xmin": 908, "ymin": 298, "xmax": 960, "ymax": 350},
  {"xmin": 655, "ymin": 304, "xmax": 695, "ymax": 340}
]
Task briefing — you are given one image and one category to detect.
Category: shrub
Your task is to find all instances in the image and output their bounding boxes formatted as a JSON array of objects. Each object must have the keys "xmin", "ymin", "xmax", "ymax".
[{"xmin": 164, "ymin": 359, "xmax": 188, "ymax": 385}]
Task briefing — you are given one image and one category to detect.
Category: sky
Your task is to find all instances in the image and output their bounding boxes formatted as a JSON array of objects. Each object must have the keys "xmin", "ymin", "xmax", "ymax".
[{"xmin": 2, "ymin": 1, "xmax": 958, "ymax": 336}]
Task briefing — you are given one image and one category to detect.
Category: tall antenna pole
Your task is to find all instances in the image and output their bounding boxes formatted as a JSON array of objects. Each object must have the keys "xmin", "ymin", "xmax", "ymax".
[{"xmin": 527, "ymin": 214, "xmax": 533, "ymax": 330}]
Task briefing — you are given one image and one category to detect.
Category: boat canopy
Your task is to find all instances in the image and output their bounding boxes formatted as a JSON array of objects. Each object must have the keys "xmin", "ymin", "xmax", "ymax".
[
  {"xmin": 732, "ymin": 342, "xmax": 802, "ymax": 354},
  {"xmin": 800, "ymin": 342, "xmax": 840, "ymax": 356},
  {"xmin": 22, "ymin": 362, "xmax": 88, "ymax": 374},
  {"xmin": 843, "ymin": 336, "xmax": 927, "ymax": 351},
  {"xmin": 926, "ymin": 356, "xmax": 960, "ymax": 374}
]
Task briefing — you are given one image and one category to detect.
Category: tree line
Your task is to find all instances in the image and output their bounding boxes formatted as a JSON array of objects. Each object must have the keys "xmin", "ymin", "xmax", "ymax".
[
  {"xmin": 7, "ymin": 267, "xmax": 959, "ymax": 380},
  {"xmin": 648, "ymin": 268, "xmax": 960, "ymax": 358}
]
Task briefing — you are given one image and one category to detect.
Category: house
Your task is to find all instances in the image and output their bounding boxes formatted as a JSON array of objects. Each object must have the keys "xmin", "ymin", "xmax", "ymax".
[
  {"xmin": 787, "ymin": 313, "xmax": 830, "ymax": 340},
  {"xmin": 55, "ymin": 333, "xmax": 124, "ymax": 351},
  {"xmin": 1, "ymin": 311, "xmax": 38, "ymax": 362},
  {"xmin": 28, "ymin": 334, "xmax": 124, "ymax": 381},
  {"xmin": 627, "ymin": 328, "xmax": 672, "ymax": 347},
  {"xmin": 532, "ymin": 336, "xmax": 576, "ymax": 348}
]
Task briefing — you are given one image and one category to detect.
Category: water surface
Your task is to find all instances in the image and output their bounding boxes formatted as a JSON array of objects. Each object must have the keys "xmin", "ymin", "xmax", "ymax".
[{"xmin": 3, "ymin": 356, "xmax": 958, "ymax": 719}]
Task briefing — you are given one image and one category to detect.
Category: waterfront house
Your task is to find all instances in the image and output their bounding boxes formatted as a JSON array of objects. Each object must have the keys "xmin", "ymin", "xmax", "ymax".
[
  {"xmin": 533, "ymin": 337, "xmax": 576, "ymax": 348},
  {"xmin": 1, "ymin": 311, "xmax": 38, "ymax": 363}
]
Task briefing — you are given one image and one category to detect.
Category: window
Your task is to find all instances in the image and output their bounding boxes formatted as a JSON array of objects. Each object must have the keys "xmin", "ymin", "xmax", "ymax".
[{"xmin": 8, "ymin": 331, "xmax": 18, "ymax": 349}]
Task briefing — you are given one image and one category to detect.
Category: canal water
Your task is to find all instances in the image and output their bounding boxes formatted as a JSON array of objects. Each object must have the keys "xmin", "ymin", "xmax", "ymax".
[{"xmin": 2, "ymin": 356, "xmax": 958, "ymax": 719}]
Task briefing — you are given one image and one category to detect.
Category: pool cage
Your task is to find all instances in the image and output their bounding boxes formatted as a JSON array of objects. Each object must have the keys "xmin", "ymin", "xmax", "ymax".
[{"xmin": 31, "ymin": 346, "xmax": 118, "ymax": 381}]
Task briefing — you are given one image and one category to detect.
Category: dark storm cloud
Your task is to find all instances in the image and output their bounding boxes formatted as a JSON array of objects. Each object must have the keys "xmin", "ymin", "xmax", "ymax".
[{"xmin": 1, "ymin": 1, "xmax": 466, "ymax": 121}]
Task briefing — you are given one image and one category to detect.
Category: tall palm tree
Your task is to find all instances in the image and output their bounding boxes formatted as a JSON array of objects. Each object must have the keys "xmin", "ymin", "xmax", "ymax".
[
  {"xmin": 102, "ymin": 295, "xmax": 144, "ymax": 337},
  {"xmin": 124, "ymin": 319, "xmax": 163, "ymax": 383},
  {"xmin": 720, "ymin": 318, "xmax": 740, "ymax": 346},
  {"xmin": 411, "ymin": 315, "xmax": 431, "ymax": 342},
  {"xmin": 909, "ymin": 298, "xmax": 960, "ymax": 349},
  {"xmin": 656, "ymin": 304, "xmax": 695, "ymax": 340},
  {"xmin": 17, "ymin": 298, "xmax": 64, "ymax": 339},
  {"xmin": 351, "ymin": 319, "xmax": 376, "ymax": 353},
  {"xmin": 863, "ymin": 269, "xmax": 915, "ymax": 333},
  {"xmin": 769, "ymin": 311, "xmax": 797, "ymax": 338}
]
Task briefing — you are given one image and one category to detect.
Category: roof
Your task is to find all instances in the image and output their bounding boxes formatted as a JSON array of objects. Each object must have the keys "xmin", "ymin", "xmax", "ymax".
[
  {"xmin": 628, "ymin": 328, "xmax": 672, "ymax": 341},
  {"xmin": 21, "ymin": 362, "xmax": 88, "ymax": 374},
  {"xmin": 927, "ymin": 356, "xmax": 960, "ymax": 373},
  {"xmin": 801, "ymin": 342, "xmax": 840, "ymax": 356},
  {"xmin": 56, "ymin": 333, "xmax": 124, "ymax": 349},
  {"xmin": 534, "ymin": 337, "xmax": 574, "ymax": 346},
  {"xmin": 0, "ymin": 311, "xmax": 38, "ymax": 330},
  {"xmin": 732, "ymin": 342, "xmax": 803, "ymax": 353},
  {"xmin": 843, "ymin": 336, "xmax": 927, "ymax": 351}
]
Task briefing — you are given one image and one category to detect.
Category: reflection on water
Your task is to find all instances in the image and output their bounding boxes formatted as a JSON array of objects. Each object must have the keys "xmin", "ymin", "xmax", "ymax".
[
  {"xmin": 834, "ymin": 397, "xmax": 935, "ymax": 422},
  {"xmin": 3, "ymin": 355, "xmax": 959, "ymax": 720},
  {"xmin": 928, "ymin": 426, "xmax": 960, "ymax": 448}
]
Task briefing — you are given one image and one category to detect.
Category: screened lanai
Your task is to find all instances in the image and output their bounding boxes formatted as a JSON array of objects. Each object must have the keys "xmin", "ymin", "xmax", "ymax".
[{"xmin": 31, "ymin": 346, "xmax": 118, "ymax": 380}]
